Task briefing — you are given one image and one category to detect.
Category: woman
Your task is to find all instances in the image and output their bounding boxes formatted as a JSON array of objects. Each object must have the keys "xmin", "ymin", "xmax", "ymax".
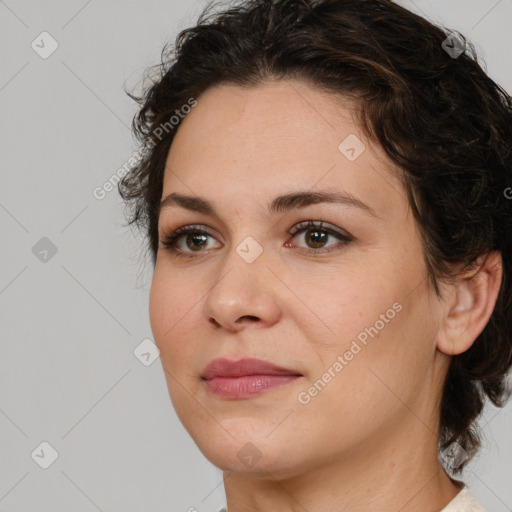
[{"xmin": 119, "ymin": 0, "xmax": 512, "ymax": 510}]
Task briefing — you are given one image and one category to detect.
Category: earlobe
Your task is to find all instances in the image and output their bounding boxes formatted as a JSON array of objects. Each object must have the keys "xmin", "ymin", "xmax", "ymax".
[{"xmin": 436, "ymin": 251, "xmax": 503, "ymax": 356}]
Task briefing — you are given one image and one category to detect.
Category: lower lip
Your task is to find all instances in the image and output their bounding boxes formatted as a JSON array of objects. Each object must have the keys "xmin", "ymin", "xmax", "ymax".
[{"xmin": 203, "ymin": 374, "xmax": 301, "ymax": 399}]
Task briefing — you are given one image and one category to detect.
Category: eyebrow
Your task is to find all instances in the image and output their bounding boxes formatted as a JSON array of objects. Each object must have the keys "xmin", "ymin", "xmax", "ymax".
[{"xmin": 159, "ymin": 189, "xmax": 378, "ymax": 218}]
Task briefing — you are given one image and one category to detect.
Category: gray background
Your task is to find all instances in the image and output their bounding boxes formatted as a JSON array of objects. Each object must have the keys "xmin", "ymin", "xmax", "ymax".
[{"xmin": 0, "ymin": 1, "xmax": 511, "ymax": 511}]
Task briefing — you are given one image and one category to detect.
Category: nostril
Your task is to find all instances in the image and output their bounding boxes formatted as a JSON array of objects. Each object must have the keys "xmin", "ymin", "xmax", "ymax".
[
  {"xmin": 208, "ymin": 315, "xmax": 259, "ymax": 328},
  {"xmin": 237, "ymin": 315, "xmax": 259, "ymax": 323},
  {"xmin": 209, "ymin": 317, "xmax": 221, "ymax": 327}
]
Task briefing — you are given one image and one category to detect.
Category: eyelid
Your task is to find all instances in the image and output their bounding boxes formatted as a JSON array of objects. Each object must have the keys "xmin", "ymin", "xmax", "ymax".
[
  {"xmin": 287, "ymin": 220, "xmax": 348, "ymax": 237},
  {"xmin": 160, "ymin": 220, "xmax": 348, "ymax": 243},
  {"xmin": 160, "ymin": 223, "xmax": 222, "ymax": 241},
  {"xmin": 159, "ymin": 224, "xmax": 222, "ymax": 250}
]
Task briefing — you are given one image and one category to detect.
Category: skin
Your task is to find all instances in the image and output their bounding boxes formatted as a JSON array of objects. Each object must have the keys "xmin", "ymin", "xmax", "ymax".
[{"xmin": 149, "ymin": 79, "xmax": 503, "ymax": 512}]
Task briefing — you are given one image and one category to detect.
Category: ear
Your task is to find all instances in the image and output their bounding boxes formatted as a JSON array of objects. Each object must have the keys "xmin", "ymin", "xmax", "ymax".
[{"xmin": 436, "ymin": 251, "xmax": 503, "ymax": 356}]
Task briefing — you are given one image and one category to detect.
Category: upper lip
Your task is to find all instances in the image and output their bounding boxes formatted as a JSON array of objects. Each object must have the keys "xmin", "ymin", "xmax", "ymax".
[{"xmin": 201, "ymin": 357, "xmax": 302, "ymax": 380}]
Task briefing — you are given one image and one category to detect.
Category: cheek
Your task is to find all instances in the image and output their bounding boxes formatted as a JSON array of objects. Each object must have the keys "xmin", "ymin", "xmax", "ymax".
[
  {"xmin": 308, "ymin": 284, "xmax": 437, "ymax": 415},
  {"xmin": 149, "ymin": 269, "xmax": 171, "ymax": 347},
  {"xmin": 149, "ymin": 268, "xmax": 198, "ymax": 367},
  {"xmin": 294, "ymin": 259, "xmax": 437, "ymax": 399},
  {"xmin": 288, "ymin": 269, "xmax": 399, "ymax": 356},
  {"xmin": 149, "ymin": 269, "xmax": 206, "ymax": 418}
]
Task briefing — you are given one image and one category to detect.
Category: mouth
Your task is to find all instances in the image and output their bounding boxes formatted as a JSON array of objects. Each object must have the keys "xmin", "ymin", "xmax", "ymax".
[{"xmin": 201, "ymin": 357, "xmax": 303, "ymax": 399}]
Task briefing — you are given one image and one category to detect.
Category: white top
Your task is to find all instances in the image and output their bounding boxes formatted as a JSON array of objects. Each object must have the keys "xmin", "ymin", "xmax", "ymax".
[
  {"xmin": 218, "ymin": 485, "xmax": 486, "ymax": 512},
  {"xmin": 441, "ymin": 486, "xmax": 486, "ymax": 511}
]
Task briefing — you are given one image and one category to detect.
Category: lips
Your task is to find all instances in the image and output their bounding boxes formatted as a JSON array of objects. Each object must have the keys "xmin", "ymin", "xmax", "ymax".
[
  {"xmin": 201, "ymin": 357, "xmax": 302, "ymax": 380},
  {"xmin": 200, "ymin": 357, "xmax": 303, "ymax": 399}
]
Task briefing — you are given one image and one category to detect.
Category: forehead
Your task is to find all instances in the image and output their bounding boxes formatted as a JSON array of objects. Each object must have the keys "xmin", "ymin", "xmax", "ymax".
[
  {"xmin": 168, "ymin": 79, "xmax": 358, "ymax": 163},
  {"xmin": 162, "ymin": 79, "xmax": 405, "ymax": 218}
]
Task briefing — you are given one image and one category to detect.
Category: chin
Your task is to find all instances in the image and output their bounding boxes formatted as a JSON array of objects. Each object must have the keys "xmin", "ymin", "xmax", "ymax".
[{"xmin": 187, "ymin": 421, "xmax": 307, "ymax": 477}]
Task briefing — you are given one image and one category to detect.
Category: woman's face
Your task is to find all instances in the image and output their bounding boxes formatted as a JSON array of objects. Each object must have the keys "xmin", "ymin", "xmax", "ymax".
[{"xmin": 149, "ymin": 79, "xmax": 449, "ymax": 477}]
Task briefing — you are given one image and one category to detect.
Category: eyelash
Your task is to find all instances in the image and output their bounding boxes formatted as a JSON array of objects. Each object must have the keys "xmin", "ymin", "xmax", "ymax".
[{"xmin": 160, "ymin": 220, "xmax": 352, "ymax": 258}]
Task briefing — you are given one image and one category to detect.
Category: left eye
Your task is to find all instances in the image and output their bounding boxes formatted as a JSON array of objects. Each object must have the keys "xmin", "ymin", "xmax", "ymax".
[{"xmin": 286, "ymin": 220, "xmax": 352, "ymax": 252}]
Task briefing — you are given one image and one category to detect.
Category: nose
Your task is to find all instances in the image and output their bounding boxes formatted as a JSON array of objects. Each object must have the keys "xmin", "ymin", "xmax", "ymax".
[{"xmin": 202, "ymin": 247, "xmax": 282, "ymax": 332}]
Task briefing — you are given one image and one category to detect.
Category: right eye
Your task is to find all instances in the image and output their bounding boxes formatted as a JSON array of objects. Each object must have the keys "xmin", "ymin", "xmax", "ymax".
[{"xmin": 160, "ymin": 225, "xmax": 222, "ymax": 257}]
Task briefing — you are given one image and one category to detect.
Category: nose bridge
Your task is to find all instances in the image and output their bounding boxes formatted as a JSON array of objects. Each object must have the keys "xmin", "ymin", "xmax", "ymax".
[{"xmin": 202, "ymin": 237, "xmax": 280, "ymax": 329}]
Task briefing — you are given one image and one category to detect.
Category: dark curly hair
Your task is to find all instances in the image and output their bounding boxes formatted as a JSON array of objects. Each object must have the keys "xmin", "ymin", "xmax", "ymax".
[{"xmin": 118, "ymin": 0, "xmax": 512, "ymax": 473}]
